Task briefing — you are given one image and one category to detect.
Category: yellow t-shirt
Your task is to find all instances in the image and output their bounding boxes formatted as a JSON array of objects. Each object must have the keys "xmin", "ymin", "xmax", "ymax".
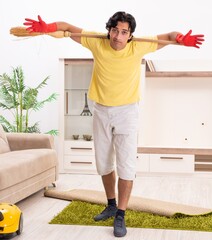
[{"xmin": 81, "ymin": 31, "xmax": 158, "ymax": 106}]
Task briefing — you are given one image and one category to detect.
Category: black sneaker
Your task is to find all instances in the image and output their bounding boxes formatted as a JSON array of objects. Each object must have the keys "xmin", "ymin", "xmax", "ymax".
[
  {"xmin": 113, "ymin": 215, "xmax": 127, "ymax": 237},
  {"xmin": 93, "ymin": 205, "xmax": 117, "ymax": 221}
]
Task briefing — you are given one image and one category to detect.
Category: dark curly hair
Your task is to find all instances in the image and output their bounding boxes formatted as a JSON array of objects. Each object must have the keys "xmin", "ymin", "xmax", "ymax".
[{"xmin": 106, "ymin": 11, "xmax": 136, "ymax": 42}]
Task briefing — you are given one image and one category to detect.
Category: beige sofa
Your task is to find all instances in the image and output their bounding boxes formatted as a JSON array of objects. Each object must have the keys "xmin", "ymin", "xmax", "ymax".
[{"xmin": 0, "ymin": 124, "xmax": 58, "ymax": 204}]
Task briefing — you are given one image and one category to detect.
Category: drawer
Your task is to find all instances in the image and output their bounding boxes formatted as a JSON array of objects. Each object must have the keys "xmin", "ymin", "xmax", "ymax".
[
  {"xmin": 64, "ymin": 140, "xmax": 94, "ymax": 155},
  {"xmin": 64, "ymin": 155, "xmax": 96, "ymax": 171},
  {"xmin": 149, "ymin": 154, "xmax": 194, "ymax": 173},
  {"xmin": 136, "ymin": 154, "xmax": 149, "ymax": 172}
]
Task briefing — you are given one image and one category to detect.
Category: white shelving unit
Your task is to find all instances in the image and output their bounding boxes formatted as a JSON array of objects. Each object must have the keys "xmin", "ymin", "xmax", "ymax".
[
  {"xmin": 58, "ymin": 58, "xmax": 96, "ymax": 174},
  {"xmin": 137, "ymin": 70, "xmax": 212, "ymax": 174},
  {"xmin": 137, "ymin": 147, "xmax": 212, "ymax": 174},
  {"xmin": 59, "ymin": 58, "xmax": 212, "ymax": 175}
]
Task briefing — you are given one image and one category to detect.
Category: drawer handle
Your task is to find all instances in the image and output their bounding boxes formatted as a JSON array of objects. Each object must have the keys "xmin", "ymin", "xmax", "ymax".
[
  {"xmin": 71, "ymin": 147, "xmax": 93, "ymax": 150},
  {"xmin": 70, "ymin": 161, "xmax": 92, "ymax": 164},
  {"xmin": 160, "ymin": 157, "xmax": 183, "ymax": 160}
]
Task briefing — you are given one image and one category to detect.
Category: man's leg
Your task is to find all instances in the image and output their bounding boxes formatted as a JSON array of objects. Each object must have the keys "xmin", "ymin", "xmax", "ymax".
[
  {"xmin": 102, "ymin": 171, "xmax": 116, "ymax": 199},
  {"xmin": 112, "ymin": 178, "xmax": 133, "ymax": 237},
  {"xmin": 93, "ymin": 171, "xmax": 118, "ymax": 221},
  {"xmin": 117, "ymin": 178, "xmax": 133, "ymax": 210},
  {"xmin": 112, "ymin": 103, "xmax": 138, "ymax": 237}
]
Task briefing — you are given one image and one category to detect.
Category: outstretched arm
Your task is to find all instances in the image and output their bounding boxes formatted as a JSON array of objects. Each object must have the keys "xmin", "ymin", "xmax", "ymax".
[
  {"xmin": 24, "ymin": 15, "xmax": 83, "ymax": 44},
  {"xmin": 56, "ymin": 22, "xmax": 83, "ymax": 43},
  {"xmin": 157, "ymin": 32, "xmax": 179, "ymax": 49},
  {"xmin": 157, "ymin": 30, "xmax": 204, "ymax": 49}
]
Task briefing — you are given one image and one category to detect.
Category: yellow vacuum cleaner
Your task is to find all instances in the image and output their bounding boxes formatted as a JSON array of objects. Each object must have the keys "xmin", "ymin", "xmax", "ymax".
[{"xmin": 0, "ymin": 203, "xmax": 23, "ymax": 238}]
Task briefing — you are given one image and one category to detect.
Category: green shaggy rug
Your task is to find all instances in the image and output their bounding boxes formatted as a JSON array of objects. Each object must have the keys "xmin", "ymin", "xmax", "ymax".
[
  {"xmin": 45, "ymin": 189, "xmax": 212, "ymax": 216},
  {"xmin": 49, "ymin": 201, "xmax": 212, "ymax": 232}
]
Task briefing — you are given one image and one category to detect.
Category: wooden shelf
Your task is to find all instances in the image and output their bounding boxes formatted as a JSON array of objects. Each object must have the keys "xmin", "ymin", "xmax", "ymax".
[
  {"xmin": 138, "ymin": 147, "xmax": 212, "ymax": 155},
  {"xmin": 146, "ymin": 71, "xmax": 212, "ymax": 78}
]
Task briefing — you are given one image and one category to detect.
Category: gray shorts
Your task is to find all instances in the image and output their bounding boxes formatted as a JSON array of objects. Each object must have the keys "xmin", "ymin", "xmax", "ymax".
[{"xmin": 93, "ymin": 102, "xmax": 139, "ymax": 180}]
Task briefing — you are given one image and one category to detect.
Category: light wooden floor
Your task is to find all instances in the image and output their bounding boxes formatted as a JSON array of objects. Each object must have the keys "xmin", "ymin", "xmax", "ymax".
[{"xmin": 14, "ymin": 173, "xmax": 212, "ymax": 240}]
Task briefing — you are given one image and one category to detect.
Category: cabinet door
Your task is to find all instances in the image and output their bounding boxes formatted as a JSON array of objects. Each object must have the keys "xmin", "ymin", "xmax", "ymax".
[
  {"xmin": 59, "ymin": 59, "xmax": 96, "ymax": 174},
  {"xmin": 64, "ymin": 140, "xmax": 96, "ymax": 173},
  {"xmin": 149, "ymin": 154, "xmax": 194, "ymax": 173},
  {"xmin": 136, "ymin": 154, "xmax": 149, "ymax": 172},
  {"xmin": 64, "ymin": 60, "xmax": 93, "ymax": 139},
  {"xmin": 64, "ymin": 155, "xmax": 96, "ymax": 173},
  {"xmin": 64, "ymin": 140, "xmax": 94, "ymax": 156}
]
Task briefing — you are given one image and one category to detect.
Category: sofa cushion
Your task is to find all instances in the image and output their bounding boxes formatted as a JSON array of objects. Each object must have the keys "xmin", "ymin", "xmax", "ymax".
[
  {"xmin": 0, "ymin": 124, "xmax": 10, "ymax": 154},
  {"xmin": 0, "ymin": 149, "xmax": 57, "ymax": 190}
]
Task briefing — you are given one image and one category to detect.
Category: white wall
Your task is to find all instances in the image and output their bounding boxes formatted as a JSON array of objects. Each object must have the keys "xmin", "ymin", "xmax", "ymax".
[
  {"xmin": 0, "ymin": 0, "xmax": 211, "ymax": 150},
  {"xmin": 139, "ymin": 76, "xmax": 212, "ymax": 148}
]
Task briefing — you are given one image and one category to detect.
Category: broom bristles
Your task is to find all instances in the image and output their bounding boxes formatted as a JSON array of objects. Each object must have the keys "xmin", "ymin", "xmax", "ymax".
[
  {"xmin": 10, "ymin": 27, "xmax": 72, "ymax": 38},
  {"xmin": 10, "ymin": 27, "xmax": 43, "ymax": 37}
]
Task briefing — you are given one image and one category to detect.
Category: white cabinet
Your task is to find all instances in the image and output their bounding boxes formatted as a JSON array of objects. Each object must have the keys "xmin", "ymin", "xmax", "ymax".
[
  {"xmin": 139, "ymin": 71, "xmax": 212, "ymax": 148},
  {"xmin": 136, "ymin": 153, "xmax": 194, "ymax": 174},
  {"xmin": 59, "ymin": 59, "xmax": 212, "ymax": 175},
  {"xmin": 136, "ymin": 69, "xmax": 212, "ymax": 175},
  {"xmin": 63, "ymin": 140, "xmax": 96, "ymax": 174},
  {"xmin": 136, "ymin": 154, "xmax": 149, "ymax": 172},
  {"xmin": 64, "ymin": 59, "xmax": 93, "ymax": 139},
  {"xmin": 149, "ymin": 154, "xmax": 194, "ymax": 173},
  {"xmin": 137, "ymin": 147, "xmax": 212, "ymax": 174},
  {"xmin": 58, "ymin": 58, "xmax": 96, "ymax": 173}
]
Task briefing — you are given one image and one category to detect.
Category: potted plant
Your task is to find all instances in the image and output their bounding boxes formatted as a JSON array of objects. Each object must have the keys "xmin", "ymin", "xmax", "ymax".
[{"xmin": 0, "ymin": 66, "xmax": 58, "ymax": 135}]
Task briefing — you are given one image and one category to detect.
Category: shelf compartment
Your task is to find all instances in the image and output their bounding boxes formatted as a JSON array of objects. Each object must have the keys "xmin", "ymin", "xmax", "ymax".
[
  {"xmin": 65, "ymin": 90, "xmax": 93, "ymax": 115},
  {"xmin": 195, "ymin": 155, "xmax": 212, "ymax": 172}
]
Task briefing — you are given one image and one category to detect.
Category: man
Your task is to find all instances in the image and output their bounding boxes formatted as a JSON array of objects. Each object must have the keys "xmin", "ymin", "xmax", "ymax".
[{"xmin": 24, "ymin": 11, "xmax": 204, "ymax": 237}]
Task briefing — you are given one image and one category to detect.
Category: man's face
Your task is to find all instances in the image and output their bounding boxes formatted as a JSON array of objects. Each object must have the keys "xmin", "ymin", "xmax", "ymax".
[{"xmin": 109, "ymin": 21, "xmax": 132, "ymax": 51}]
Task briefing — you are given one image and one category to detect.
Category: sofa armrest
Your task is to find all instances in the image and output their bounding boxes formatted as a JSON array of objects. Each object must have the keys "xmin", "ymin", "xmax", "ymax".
[{"xmin": 6, "ymin": 133, "xmax": 55, "ymax": 151}]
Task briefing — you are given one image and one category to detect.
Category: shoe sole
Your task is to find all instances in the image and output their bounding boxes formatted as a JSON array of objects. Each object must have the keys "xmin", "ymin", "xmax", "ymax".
[{"xmin": 114, "ymin": 231, "xmax": 127, "ymax": 237}]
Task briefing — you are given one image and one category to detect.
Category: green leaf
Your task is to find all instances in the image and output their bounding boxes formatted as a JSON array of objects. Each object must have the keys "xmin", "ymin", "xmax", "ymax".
[
  {"xmin": 33, "ymin": 93, "xmax": 58, "ymax": 111},
  {"xmin": 35, "ymin": 76, "xmax": 49, "ymax": 90},
  {"xmin": 0, "ymin": 115, "xmax": 16, "ymax": 132},
  {"xmin": 26, "ymin": 122, "xmax": 41, "ymax": 133},
  {"xmin": 45, "ymin": 129, "xmax": 59, "ymax": 136}
]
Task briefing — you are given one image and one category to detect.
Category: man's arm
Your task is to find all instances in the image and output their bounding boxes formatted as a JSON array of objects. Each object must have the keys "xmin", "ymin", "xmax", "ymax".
[
  {"xmin": 24, "ymin": 15, "xmax": 83, "ymax": 44},
  {"xmin": 157, "ymin": 30, "xmax": 204, "ymax": 49},
  {"xmin": 157, "ymin": 32, "xmax": 179, "ymax": 50},
  {"xmin": 56, "ymin": 22, "xmax": 83, "ymax": 43}
]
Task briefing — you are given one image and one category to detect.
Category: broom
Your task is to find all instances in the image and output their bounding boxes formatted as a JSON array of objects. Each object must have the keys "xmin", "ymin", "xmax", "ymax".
[{"xmin": 10, "ymin": 27, "xmax": 178, "ymax": 45}]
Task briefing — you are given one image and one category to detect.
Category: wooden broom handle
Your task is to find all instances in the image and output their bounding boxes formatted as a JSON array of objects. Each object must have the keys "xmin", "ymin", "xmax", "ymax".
[
  {"xmin": 50, "ymin": 31, "xmax": 177, "ymax": 45},
  {"xmin": 10, "ymin": 27, "xmax": 177, "ymax": 45}
]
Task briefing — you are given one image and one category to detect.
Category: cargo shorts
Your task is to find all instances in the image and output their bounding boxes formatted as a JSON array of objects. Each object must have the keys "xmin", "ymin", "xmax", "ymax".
[{"xmin": 93, "ymin": 102, "xmax": 139, "ymax": 180}]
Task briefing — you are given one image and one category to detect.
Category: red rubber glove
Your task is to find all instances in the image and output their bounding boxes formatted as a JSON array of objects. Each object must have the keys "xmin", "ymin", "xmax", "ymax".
[
  {"xmin": 24, "ymin": 15, "xmax": 57, "ymax": 33},
  {"xmin": 176, "ymin": 30, "xmax": 204, "ymax": 48}
]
